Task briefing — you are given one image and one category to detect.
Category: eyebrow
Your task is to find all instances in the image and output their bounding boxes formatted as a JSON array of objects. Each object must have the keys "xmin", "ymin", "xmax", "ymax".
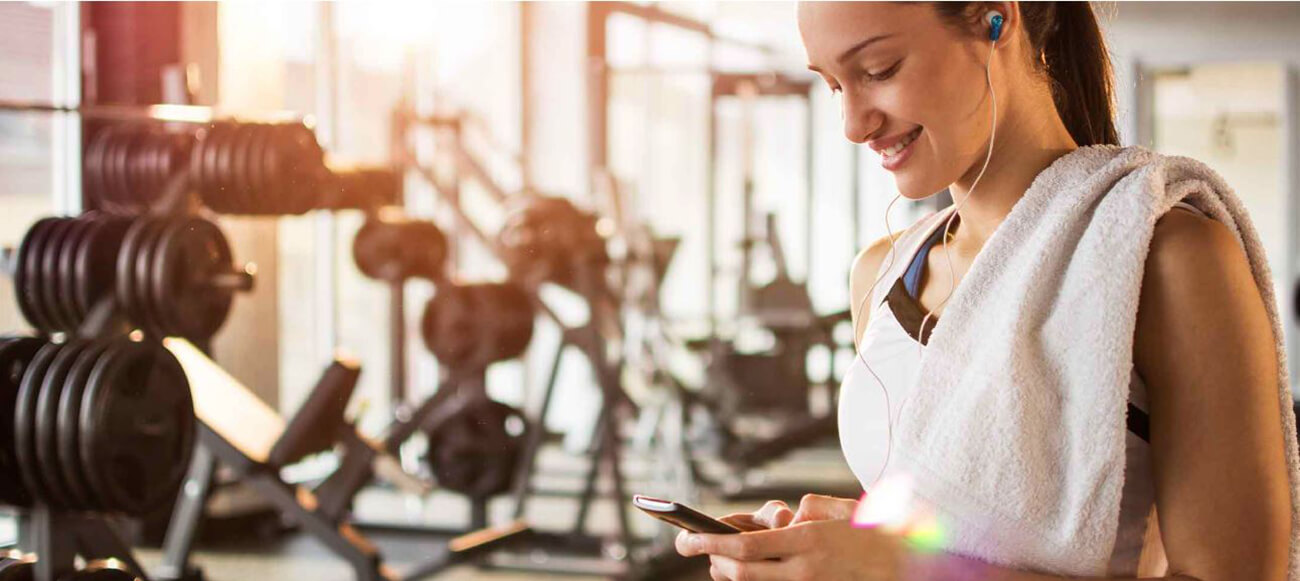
[{"xmin": 807, "ymin": 33, "xmax": 895, "ymax": 73}]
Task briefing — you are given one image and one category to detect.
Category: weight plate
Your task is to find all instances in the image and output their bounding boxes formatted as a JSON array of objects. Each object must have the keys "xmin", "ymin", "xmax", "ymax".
[
  {"xmin": 83, "ymin": 128, "xmax": 109, "ymax": 212},
  {"xmin": 229, "ymin": 124, "xmax": 256, "ymax": 213},
  {"xmin": 262, "ymin": 125, "xmax": 289, "ymax": 213},
  {"xmin": 351, "ymin": 219, "xmax": 403, "ymax": 280},
  {"xmin": 40, "ymin": 219, "xmax": 77, "ymax": 332},
  {"xmin": 403, "ymin": 221, "xmax": 448, "ymax": 280},
  {"xmin": 14, "ymin": 218, "xmax": 57, "ymax": 332},
  {"xmin": 424, "ymin": 397, "xmax": 526, "ymax": 498},
  {"xmin": 34, "ymin": 339, "xmax": 88, "ymax": 508},
  {"xmin": 153, "ymin": 217, "xmax": 235, "ymax": 340},
  {"xmin": 114, "ymin": 220, "xmax": 149, "ymax": 334},
  {"xmin": 13, "ymin": 341, "xmax": 63, "ymax": 505},
  {"xmin": 0, "ymin": 337, "xmax": 43, "ymax": 507},
  {"xmin": 105, "ymin": 126, "xmax": 136, "ymax": 212},
  {"xmin": 79, "ymin": 340, "xmax": 195, "ymax": 515},
  {"xmin": 192, "ymin": 124, "xmax": 225, "ymax": 212},
  {"xmin": 246, "ymin": 124, "xmax": 271, "ymax": 208},
  {"xmin": 57, "ymin": 218, "xmax": 92, "ymax": 330},
  {"xmin": 137, "ymin": 217, "xmax": 172, "ymax": 337},
  {"xmin": 74, "ymin": 215, "xmax": 129, "ymax": 317},
  {"xmin": 213, "ymin": 123, "xmax": 240, "ymax": 211},
  {"xmin": 57, "ymin": 339, "xmax": 111, "ymax": 511}
]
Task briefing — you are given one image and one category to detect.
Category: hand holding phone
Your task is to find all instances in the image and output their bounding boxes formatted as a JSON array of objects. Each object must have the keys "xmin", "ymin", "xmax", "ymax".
[{"xmin": 632, "ymin": 495, "xmax": 741, "ymax": 535}]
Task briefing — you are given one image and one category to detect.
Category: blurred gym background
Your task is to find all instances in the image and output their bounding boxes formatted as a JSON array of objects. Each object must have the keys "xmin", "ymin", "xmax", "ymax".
[{"xmin": 0, "ymin": 2, "xmax": 1297, "ymax": 580}]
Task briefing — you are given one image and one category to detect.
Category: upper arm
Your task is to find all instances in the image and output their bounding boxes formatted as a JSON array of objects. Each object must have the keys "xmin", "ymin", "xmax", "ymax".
[
  {"xmin": 849, "ymin": 232, "xmax": 905, "ymax": 345},
  {"xmin": 1134, "ymin": 209, "xmax": 1292, "ymax": 581}
]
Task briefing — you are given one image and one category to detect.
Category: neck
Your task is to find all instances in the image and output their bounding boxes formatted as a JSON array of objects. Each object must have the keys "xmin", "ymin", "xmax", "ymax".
[{"xmin": 946, "ymin": 85, "xmax": 1079, "ymax": 248}]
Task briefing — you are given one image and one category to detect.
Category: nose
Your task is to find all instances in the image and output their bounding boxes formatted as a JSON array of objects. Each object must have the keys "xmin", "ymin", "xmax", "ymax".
[{"xmin": 841, "ymin": 89, "xmax": 882, "ymax": 145}]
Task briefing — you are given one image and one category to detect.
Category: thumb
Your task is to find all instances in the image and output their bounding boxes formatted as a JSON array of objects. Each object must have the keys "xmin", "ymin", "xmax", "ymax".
[{"xmin": 791, "ymin": 494, "xmax": 855, "ymax": 524}]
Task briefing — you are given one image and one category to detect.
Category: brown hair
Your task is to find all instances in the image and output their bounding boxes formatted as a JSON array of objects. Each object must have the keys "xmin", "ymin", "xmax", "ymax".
[{"xmin": 932, "ymin": 2, "xmax": 1119, "ymax": 146}]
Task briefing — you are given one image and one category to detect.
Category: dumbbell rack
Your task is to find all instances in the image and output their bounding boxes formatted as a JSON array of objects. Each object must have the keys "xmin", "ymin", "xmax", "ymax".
[{"xmin": 12, "ymin": 506, "xmax": 152, "ymax": 581}]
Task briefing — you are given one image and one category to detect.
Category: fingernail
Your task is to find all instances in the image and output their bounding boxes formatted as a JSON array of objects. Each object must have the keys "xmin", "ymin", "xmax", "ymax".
[{"xmin": 686, "ymin": 534, "xmax": 702, "ymax": 551}]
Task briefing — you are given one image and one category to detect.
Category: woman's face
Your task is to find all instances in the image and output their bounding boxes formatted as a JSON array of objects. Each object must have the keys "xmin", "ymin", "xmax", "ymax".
[{"xmin": 799, "ymin": 3, "xmax": 1003, "ymax": 200}]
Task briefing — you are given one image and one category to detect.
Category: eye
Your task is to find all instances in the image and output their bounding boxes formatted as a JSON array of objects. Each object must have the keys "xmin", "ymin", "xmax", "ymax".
[{"xmin": 864, "ymin": 59, "xmax": 903, "ymax": 82}]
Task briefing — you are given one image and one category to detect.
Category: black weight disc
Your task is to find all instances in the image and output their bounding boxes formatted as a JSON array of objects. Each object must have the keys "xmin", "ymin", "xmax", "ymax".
[
  {"xmin": 213, "ymin": 123, "xmax": 240, "ymax": 212},
  {"xmin": 57, "ymin": 218, "xmax": 92, "ymax": 330},
  {"xmin": 351, "ymin": 219, "xmax": 405, "ymax": 280},
  {"xmin": 74, "ymin": 215, "xmax": 129, "ymax": 317},
  {"xmin": 425, "ymin": 398, "xmax": 526, "ymax": 498},
  {"xmin": 33, "ymin": 339, "xmax": 88, "ymax": 508},
  {"xmin": 40, "ymin": 219, "xmax": 77, "ymax": 333},
  {"xmin": 134, "ymin": 219, "xmax": 171, "ymax": 338},
  {"xmin": 403, "ymin": 221, "xmax": 449, "ymax": 280},
  {"xmin": 262, "ymin": 125, "xmax": 290, "ymax": 213},
  {"xmin": 57, "ymin": 339, "xmax": 111, "ymax": 511},
  {"xmin": 152, "ymin": 217, "xmax": 235, "ymax": 340},
  {"xmin": 245, "ymin": 124, "xmax": 270, "ymax": 202},
  {"xmin": 13, "ymin": 341, "xmax": 63, "ymax": 505},
  {"xmin": 105, "ymin": 126, "xmax": 136, "ymax": 212},
  {"xmin": 229, "ymin": 124, "xmax": 256, "ymax": 213},
  {"xmin": 191, "ymin": 124, "xmax": 225, "ymax": 212},
  {"xmin": 113, "ymin": 219, "xmax": 150, "ymax": 332},
  {"xmin": 83, "ymin": 128, "xmax": 110, "ymax": 212},
  {"xmin": 79, "ymin": 340, "xmax": 195, "ymax": 515},
  {"xmin": 14, "ymin": 218, "xmax": 57, "ymax": 332},
  {"xmin": 0, "ymin": 337, "xmax": 44, "ymax": 507}
]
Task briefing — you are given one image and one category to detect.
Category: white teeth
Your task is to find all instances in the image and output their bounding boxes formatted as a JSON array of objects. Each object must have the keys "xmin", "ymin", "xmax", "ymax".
[{"xmin": 882, "ymin": 128, "xmax": 921, "ymax": 157}]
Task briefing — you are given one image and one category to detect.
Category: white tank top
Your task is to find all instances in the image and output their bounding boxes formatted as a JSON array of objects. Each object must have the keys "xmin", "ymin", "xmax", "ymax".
[{"xmin": 838, "ymin": 201, "xmax": 1204, "ymax": 576}]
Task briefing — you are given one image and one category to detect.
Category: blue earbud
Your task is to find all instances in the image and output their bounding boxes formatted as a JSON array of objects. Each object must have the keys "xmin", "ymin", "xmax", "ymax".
[{"xmin": 986, "ymin": 11, "xmax": 1005, "ymax": 42}]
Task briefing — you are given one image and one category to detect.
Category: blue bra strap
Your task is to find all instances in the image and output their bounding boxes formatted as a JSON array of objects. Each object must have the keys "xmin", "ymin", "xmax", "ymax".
[{"xmin": 902, "ymin": 219, "xmax": 955, "ymax": 297}]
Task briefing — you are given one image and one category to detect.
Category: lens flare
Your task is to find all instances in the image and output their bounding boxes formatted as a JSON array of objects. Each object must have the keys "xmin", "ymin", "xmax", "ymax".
[{"xmin": 852, "ymin": 473, "xmax": 947, "ymax": 550}]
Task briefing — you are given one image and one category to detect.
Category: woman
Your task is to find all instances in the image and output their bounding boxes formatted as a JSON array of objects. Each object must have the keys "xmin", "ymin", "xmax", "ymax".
[{"xmin": 676, "ymin": 3, "xmax": 1295, "ymax": 580}]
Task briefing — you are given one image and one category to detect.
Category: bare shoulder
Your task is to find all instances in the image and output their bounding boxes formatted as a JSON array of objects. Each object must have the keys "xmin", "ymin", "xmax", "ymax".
[{"xmin": 1145, "ymin": 207, "xmax": 1250, "ymax": 283}]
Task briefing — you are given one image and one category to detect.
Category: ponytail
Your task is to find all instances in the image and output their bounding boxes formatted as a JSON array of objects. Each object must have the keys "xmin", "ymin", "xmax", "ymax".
[{"xmin": 1040, "ymin": 3, "xmax": 1119, "ymax": 146}]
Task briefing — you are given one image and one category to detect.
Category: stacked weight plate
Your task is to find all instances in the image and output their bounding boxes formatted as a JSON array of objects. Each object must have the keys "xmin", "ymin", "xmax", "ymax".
[
  {"xmin": 0, "ymin": 336, "xmax": 194, "ymax": 516},
  {"xmin": 84, "ymin": 125, "xmax": 196, "ymax": 216},
  {"xmin": 189, "ymin": 122, "xmax": 327, "ymax": 215},
  {"xmin": 114, "ymin": 216, "xmax": 244, "ymax": 341},
  {"xmin": 352, "ymin": 214, "xmax": 448, "ymax": 282},
  {"xmin": 13, "ymin": 215, "xmax": 130, "ymax": 335},
  {"xmin": 13, "ymin": 215, "xmax": 246, "ymax": 342}
]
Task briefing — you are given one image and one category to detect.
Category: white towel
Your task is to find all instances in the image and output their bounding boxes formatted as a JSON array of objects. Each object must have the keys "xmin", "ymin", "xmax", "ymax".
[{"xmin": 891, "ymin": 144, "xmax": 1300, "ymax": 577}]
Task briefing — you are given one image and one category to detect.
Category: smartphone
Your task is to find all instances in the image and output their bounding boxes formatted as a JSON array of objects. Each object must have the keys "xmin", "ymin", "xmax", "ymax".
[{"xmin": 632, "ymin": 495, "xmax": 741, "ymax": 534}]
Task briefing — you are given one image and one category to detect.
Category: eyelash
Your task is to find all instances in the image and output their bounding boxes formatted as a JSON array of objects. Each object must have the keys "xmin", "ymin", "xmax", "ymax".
[{"xmin": 827, "ymin": 59, "xmax": 903, "ymax": 95}]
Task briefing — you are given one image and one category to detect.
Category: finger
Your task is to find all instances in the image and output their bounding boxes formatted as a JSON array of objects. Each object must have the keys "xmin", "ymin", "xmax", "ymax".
[
  {"xmin": 710, "ymin": 555, "xmax": 800, "ymax": 581},
  {"xmin": 709, "ymin": 564, "xmax": 732, "ymax": 581},
  {"xmin": 718, "ymin": 513, "xmax": 767, "ymax": 532},
  {"xmin": 687, "ymin": 527, "xmax": 809, "ymax": 560},
  {"xmin": 792, "ymin": 494, "xmax": 854, "ymax": 524},
  {"xmin": 754, "ymin": 500, "xmax": 794, "ymax": 529}
]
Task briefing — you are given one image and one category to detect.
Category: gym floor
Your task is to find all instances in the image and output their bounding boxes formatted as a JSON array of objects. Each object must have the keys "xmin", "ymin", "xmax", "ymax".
[{"xmin": 122, "ymin": 446, "xmax": 858, "ymax": 581}]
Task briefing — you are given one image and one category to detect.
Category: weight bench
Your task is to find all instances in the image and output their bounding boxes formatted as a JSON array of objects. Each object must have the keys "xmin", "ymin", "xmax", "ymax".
[{"xmin": 155, "ymin": 338, "xmax": 529, "ymax": 581}]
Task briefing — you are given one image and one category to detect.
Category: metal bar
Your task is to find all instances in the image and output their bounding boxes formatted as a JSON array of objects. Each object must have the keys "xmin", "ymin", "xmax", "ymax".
[
  {"xmin": 512, "ymin": 337, "xmax": 568, "ymax": 519},
  {"xmin": 389, "ymin": 279, "xmax": 407, "ymax": 407},
  {"xmin": 156, "ymin": 444, "xmax": 217, "ymax": 580},
  {"xmin": 0, "ymin": 99, "xmax": 304, "ymax": 125}
]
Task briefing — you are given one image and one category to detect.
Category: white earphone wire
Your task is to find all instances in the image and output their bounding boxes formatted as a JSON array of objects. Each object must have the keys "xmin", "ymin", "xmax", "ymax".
[{"xmin": 850, "ymin": 30, "xmax": 1000, "ymax": 493}]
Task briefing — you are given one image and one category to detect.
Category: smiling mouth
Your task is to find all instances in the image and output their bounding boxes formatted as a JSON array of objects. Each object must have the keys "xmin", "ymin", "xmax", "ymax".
[{"xmin": 881, "ymin": 127, "xmax": 923, "ymax": 157}]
